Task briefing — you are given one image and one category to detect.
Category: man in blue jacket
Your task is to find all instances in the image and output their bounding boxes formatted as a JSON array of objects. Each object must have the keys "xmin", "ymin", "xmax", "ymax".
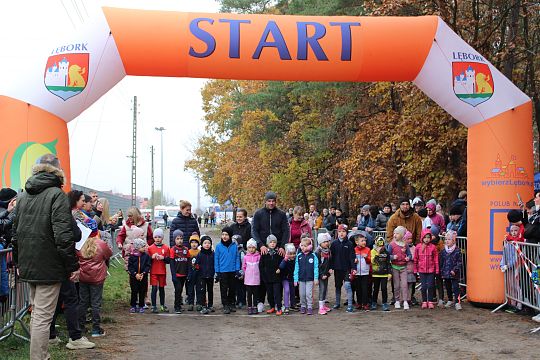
[{"xmin": 214, "ymin": 226, "xmax": 240, "ymax": 314}]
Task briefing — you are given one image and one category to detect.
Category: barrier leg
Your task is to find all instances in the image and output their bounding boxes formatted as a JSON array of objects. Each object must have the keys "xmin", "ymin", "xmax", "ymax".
[{"xmin": 491, "ymin": 300, "xmax": 507, "ymax": 313}]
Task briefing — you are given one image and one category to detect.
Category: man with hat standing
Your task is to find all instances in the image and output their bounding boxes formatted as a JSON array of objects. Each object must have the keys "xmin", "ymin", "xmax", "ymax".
[
  {"xmin": 251, "ymin": 191, "xmax": 290, "ymax": 257},
  {"xmin": 386, "ymin": 197, "xmax": 422, "ymax": 244},
  {"xmin": 0, "ymin": 188, "xmax": 17, "ymax": 246}
]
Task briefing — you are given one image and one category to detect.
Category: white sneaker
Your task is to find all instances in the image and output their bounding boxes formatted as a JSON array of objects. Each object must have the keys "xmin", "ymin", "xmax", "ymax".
[
  {"xmin": 48, "ymin": 337, "xmax": 62, "ymax": 345},
  {"xmin": 66, "ymin": 336, "xmax": 95, "ymax": 350},
  {"xmin": 532, "ymin": 313, "xmax": 540, "ymax": 323},
  {"xmin": 455, "ymin": 303, "xmax": 462, "ymax": 311},
  {"xmin": 437, "ymin": 299, "xmax": 445, "ymax": 308},
  {"xmin": 403, "ymin": 301, "xmax": 410, "ymax": 310},
  {"xmin": 394, "ymin": 301, "xmax": 401, "ymax": 309},
  {"xmin": 445, "ymin": 301, "xmax": 455, "ymax": 308},
  {"xmin": 257, "ymin": 302, "xmax": 264, "ymax": 313}
]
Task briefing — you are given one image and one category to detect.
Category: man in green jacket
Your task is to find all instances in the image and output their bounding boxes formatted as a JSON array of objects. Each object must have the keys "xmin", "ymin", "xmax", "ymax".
[{"xmin": 12, "ymin": 154, "xmax": 80, "ymax": 360}]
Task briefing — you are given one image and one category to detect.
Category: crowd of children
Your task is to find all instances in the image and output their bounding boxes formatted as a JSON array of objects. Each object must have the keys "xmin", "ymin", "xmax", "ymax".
[{"xmin": 123, "ymin": 224, "xmax": 464, "ymax": 316}]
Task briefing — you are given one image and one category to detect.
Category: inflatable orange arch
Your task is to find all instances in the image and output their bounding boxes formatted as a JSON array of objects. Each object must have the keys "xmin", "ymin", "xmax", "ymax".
[{"xmin": 0, "ymin": 8, "xmax": 532, "ymax": 305}]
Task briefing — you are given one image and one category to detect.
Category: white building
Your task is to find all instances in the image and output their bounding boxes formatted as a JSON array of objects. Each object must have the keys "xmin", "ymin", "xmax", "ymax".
[
  {"xmin": 454, "ymin": 65, "xmax": 475, "ymax": 95},
  {"xmin": 45, "ymin": 57, "xmax": 69, "ymax": 87}
]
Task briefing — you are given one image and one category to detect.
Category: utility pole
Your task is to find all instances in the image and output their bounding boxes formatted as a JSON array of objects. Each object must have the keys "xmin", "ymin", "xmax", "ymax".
[
  {"xmin": 155, "ymin": 126, "xmax": 166, "ymax": 205},
  {"xmin": 150, "ymin": 145, "xmax": 155, "ymax": 214},
  {"xmin": 131, "ymin": 96, "xmax": 138, "ymax": 206}
]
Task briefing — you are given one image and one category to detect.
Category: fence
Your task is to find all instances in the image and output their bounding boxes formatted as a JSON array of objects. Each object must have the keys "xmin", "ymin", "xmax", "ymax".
[
  {"xmin": 492, "ymin": 240, "xmax": 540, "ymax": 333},
  {"xmin": 0, "ymin": 248, "xmax": 31, "ymax": 342}
]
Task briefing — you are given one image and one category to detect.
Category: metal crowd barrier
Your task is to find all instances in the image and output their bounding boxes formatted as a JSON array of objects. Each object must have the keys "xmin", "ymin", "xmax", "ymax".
[
  {"xmin": 0, "ymin": 248, "xmax": 31, "ymax": 342},
  {"xmin": 492, "ymin": 240, "xmax": 540, "ymax": 332}
]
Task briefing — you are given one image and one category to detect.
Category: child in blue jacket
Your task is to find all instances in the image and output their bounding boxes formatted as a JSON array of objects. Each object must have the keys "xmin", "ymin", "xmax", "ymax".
[
  {"xmin": 294, "ymin": 237, "xmax": 319, "ymax": 315},
  {"xmin": 214, "ymin": 227, "xmax": 241, "ymax": 314}
]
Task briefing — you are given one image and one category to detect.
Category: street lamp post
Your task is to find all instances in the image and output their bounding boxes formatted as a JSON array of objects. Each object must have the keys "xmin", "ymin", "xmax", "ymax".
[{"xmin": 155, "ymin": 127, "xmax": 166, "ymax": 205}]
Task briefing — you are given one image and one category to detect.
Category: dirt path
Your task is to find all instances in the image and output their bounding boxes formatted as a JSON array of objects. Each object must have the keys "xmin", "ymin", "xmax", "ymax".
[{"xmin": 76, "ymin": 229, "xmax": 540, "ymax": 360}]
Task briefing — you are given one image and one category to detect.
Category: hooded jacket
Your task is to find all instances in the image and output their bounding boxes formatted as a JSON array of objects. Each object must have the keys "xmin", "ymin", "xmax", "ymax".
[
  {"xmin": 414, "ymin": 230, "xmax": 439, "ymax": 274},
  {"xmin": 215, "ymin": 239, "xmax": 241, "ymax": 273},
  {"xmin": 385, "ymin": 209, "xmax": 422, "ymax": 244},
  {"xmin": 251, "ymin": 206, "xmax": 290, "ymax": 249},
  {"xmin": 242, "ymin": 251, "xmax": 261, "ymax": 286},
  {"xmin": 12, "ymin": 163, "xmax": 79, "ymax": 283},
  {"xmin": 169, "ymin": 212, "xmax": 200, "ymax": 247},
  {"xmin": 78, "ymin": 238, "xmax": 113, "ymax": 285},
  {"xmin": 195, "ymin": 247, "xmax": 215, "ymax": 279}
]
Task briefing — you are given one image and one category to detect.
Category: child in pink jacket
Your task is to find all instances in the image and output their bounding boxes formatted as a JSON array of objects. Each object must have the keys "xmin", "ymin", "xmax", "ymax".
[
  {"xmin": 242, "ymin": 239, "xmax": 261, "ymax": 315},
  {"xmin": 414, "ymin": 229, "xmax": 439, "ymax": 309}
]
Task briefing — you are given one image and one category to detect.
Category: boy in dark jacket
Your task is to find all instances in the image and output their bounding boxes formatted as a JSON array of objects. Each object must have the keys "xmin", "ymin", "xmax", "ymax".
[
  {"xmin": 128, "ymin": 239, "xmax": 151, "ymax": 313},
  {"xmin": 260, "ymin": 235, "xmax": 284, "ymax": 315},
  {"xmin": 186, "ymin": 235, "xmax": 200, "ymax": 311},
  {"xmin": 329, "ymin": 224, "xmax": 355, "ymax": 311},
  {"xmin": 170, "ymin": 230, "xmax": 190, "ymax": 314},
  {"xmin": 278, "ymin": 244, "xmax": 296, "ymax": 314},
  {"xmin": 440, "ymin": 230, "xmax": 463, "ymax": 311},
  {"xmin": 195, "ymin": 236, "xmax": 215, "ymax": 314}
]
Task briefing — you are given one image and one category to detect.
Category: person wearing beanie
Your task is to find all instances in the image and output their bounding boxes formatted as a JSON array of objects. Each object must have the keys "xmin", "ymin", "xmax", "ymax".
[
  {"xmin": 196, "ymin": 236, "xmax": 215, "ymax": 314},
  {"xmin": 251, "ymin": 191, "xmax": 290, "ymax": 257},
  {"xmin": 375, "ymin": 203, "xmax": 393, "ymax": 231},
  {"xmin": 388, "ymin": 226, "xmax": 413, "ymax": 310},
  {"xmin": 0, "ymin": 187, "xmax": 17, "ymax": 245},
  {"xmin": 294, "ymin": 237, "xmax": 319, "ymax": 315},
  {"xmin": 259, "ymin": 234, "xmax": 284, "ymax": 315},
  {"xmin": 315, "ymin": 233, "xmax": 332, "ymax": 314},
  {"xmin": 446, "ymin": 206, "xmax": 467, "ymax": 237},
  {"xmin": 279, "ymin": 244, "xmax": 297, "ymax": 314},
  {"xmin": 147, "ymin": 229, "xmax": 170, "ymax": 313},
  {"xmin": 214, "ymin": 227, "xmax": 241, "ymax": 314},
  {"xmin": 371, "ymin": 237, "xmax": 391, "ymax": 311},
  {"xmin": 242, "ymin": 239, "xmax": 261, "ymax": 315},
  {"xmin": 329, "ymin": 223, "xmax": 354, "ymax": 311},
  {"xmin": 385, "ymin": 197, "xmax": 422, "ymax": 244},
  {"xmin": 170, "ymin": 229, "xmax": 190, "ymax": 313},
  {"xmin": 426, "ymin": 203, "xmax": 445, "ymax": 234},
  {"xmin": 186, "ymin": 235, "xmax": 201, "ymax": 311},
  {"xmin": 128, "ymin": 238, "xmax": 152, "ymax": 313}
]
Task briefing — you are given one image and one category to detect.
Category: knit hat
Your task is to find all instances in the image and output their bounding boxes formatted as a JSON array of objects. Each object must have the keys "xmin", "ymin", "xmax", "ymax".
[
  {"xmin": 398, "ymin": 197, "xmax": 410, "ymax": 206},
  {"xmin": 507, "ymin": 209, "xmax": 522, "ymax": 224},
  {"xmin": 425, "ymin": 203, "xmax": 436, "ymax": 212},
  {"xmin": 412, "ymin": 197, "xmax": 424, "ymax": 206},
  {"xmin": 393, "ymin": 226, "xmax": 407, "ymax": 237},
  {"xmin": 403, "ymin": 230, "xmax": 413, "ymax": 243},
  {"xmin": 264, "ymin": 191, "xmax": 277, "ymax": 201},
  {"xmin": 172, "ymin": 229, "xmax": 184, "ymax": 239},
  {"xmin": 376, "ymin": 237, "xmax": 385, "ymax": 247},
  {"xmin": 266, "ymin": 234, "xmax": 277, "ymax": 245},
  {"xmin": 449, "ymin": 206, "xmax": 463, "ymax": 216},
  {"xmin": 417, "ymin": 208, "xmax": 428, "ymax": 218},
  {"xmin": 430, "ymin": 224, "xmax": 440, "ymax": 238},
  {"xmin": 246, "ymin": 239, "xmax": 257, "ymax": 248},
  {"xmin": 190, "ymin": 233, "xmax": 200, "ymax": 243},
  {"xmin": 0, "ymin": 188, "xmax": 17, "ymax": 202},
  {"xmin": 221, "ymin": 226, "xmax": 233, "ymax": 239},
  {"xmin": 133, "ymin": 238, "xmax": 146, "ymax": 250},
  {"xmin": 445, "ymin": 230, "xmax": 457, "ymax": 241},
  {"xmin": 317, "ymin": 232, "xmax": 332, "ymax": 245},
  {"xmin": 232, "ymin": 234, "xmax": 242, "ymax": 243},
  {"xmin": 285, "ymin": 243, "xmax": 296, "ymax": 254},
  {"xmin": 361, "ymin": 204, "xmax": 370, "ymax": 211},
  {"xmin": 154, "ymin": 228, "xmax": 164, "ymax": 238},
  {"xmin": 337, "ymin": 224, "xmax": 348, "ymax": 232},
  {"xmin": 200, "ymin": 234, "xmax": 211, "ymax": 245},
  {"xmin": 131, "ymin": 226, "xmax": 144, "ymax": 238}
]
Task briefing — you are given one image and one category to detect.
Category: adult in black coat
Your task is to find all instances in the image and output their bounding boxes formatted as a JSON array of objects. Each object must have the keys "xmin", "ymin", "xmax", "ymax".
[
  {"xmin": 251, "ymin": 192, "xmax": 290, "ymax": 257},
  {"xmin": 0, "ymin": 188, "xmax": 17, "ymax": 246},
  {"xmin": 230, "ymin": 208, "xmax": 251, "ymax": 248},
  {"xmin": 169, "ymin": 200, "xmax": 200, "ymax": 248}
]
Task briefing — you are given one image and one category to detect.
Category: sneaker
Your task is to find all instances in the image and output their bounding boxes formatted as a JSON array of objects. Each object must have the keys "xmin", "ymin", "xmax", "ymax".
[
  {"xmin": 129, "ymin": 307, "xmax": 136, "ymax": 313},
  {"xmin": 257, "ymin": 302, "xmax": 264, "ymax": 313},
  {"xmin": 284, "ymin": 307, "xmax": 290, "ymax": 315},
  {"xmin": 394, "ymin": 301, "xmax": 401, "ymax": 309},
  {"xmin": 174, "ymin": 308, "xmax": 182, "ymax": 314},
  {"xmin": 266, "ymin": 308, "xmax": 276, "ymax": 314},
  {"xmin": 139, "ymin": 307, "xmax": 145, "ymax": 314},
  {"xmin": 196, "ymin": 305, "xmax": 203, "ymax": 312},
  {"xmin": 421, "ymin": 302, "xmax": 428, "ymax": 309},
  {"xmin": 403, "ymin": 301, "xmax": 410, "ymax": 310},
  {"xmin": 354, "ymin": 304, "xmax": 362, "ymax": 310},
  {"xmin": 332, "ymin": 304, "xmax": 341, "ymax": 310},
  {"xmin": 318, "ymin": 308, "xmax": 327, "ymax": 315},
  {"xmin": 152, "ymin": 306, "xmax": 158, "ymax": 314},
  {"xmin": 223, "ymin": 307, "xmax": 231, "ymax": 314},
  {"xmin": 209, "ymin": 306, "xmax": 215, "ymax": 313},
  {"xmin": 437, "ymin": 299, "xmax": 445, "ymax": 308},
  {"xmin": 445, "ymin": 301, "xmax": 455, "ymax": 308},
  {"xmin": 411, "ymin": 297, "xmax": 418, "ymax": 306},
  {"xmin": 201, "ymin": 307, "xmax": 209, "ymax": 315},
  {"xmin": 230, "ymin": 306, "xmax": 237, "ymax": 313},
  {"xmin": 382, "ymin": 303, "xmax": 390, "ymax": 311},
  {"xmin": 532, "ymin": 313, "xmax": 540, "ymax": 323},
  {"xmin": 370, "ymin": 302, "xmax": 377, "ymax": 311},
  {"xmin": 237, "ymin": 303, "xmax": 244, "ymax": 309},
  {"xmin": 66, "ymin": 336, "xmax": 95, "ymax": 350},
  {"xmin": 160, "ymin": 305, "xmax": 169, "ymax": 313},
  {"xmin": 187, "ymin": 304, "xmax": 194, "ymax": 311},
  {"xmin": 346, "ymin": 306, "xmax": 354, "ymax": 313},
  {"xmin": 428, "ymin": 302, "xmax": 435, "ymax": 309},
  {"xmin": 300, "ymin": 306, "xmax": 306, "ymax": 314},
  {"xmin": 49, "ymin": 337, "xmax": 62, "ymax": 345},
  {"xmin": 363, "ymin": 304, "xmax": 370, "ymax": 312},
  {"xmin": 91, "ymin": 328, "xmax": 106, "ymax": 338},
  {"xmin": 323, "ymin": 305, "xmax": 332, "ymax": 312},
  {"xmin": 276, "ymin": 310, "xmax": 283, "ymax": 316},
  {"xmin": 143, "ymin": 304, "xmax": 150, "ymax": 309},
  {"xmin": 307, "ymin": 308, "xmax": 313, "ymax": 315},
  {"xmin": 455, "ymin": 303, "xmax": 462, "ymax": 311},
  {"xmin": 247, "ymin": 307, "xmax": 253, "ymax": 315}
]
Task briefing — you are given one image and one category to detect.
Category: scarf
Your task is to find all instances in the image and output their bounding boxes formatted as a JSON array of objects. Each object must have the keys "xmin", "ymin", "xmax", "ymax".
[{"xmin": 445, "ymin": 244, "xmax": 456, "ymax": 253}]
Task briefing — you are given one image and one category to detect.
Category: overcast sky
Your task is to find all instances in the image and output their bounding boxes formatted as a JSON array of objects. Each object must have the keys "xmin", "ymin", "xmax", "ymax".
[{"xmin": 0, "ymin": 0, "xmax": 221, "ymax": 209}]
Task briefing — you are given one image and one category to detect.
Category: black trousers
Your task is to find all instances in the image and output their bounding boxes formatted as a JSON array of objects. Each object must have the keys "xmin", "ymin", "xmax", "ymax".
[
  {"xmin": 353, "ymin": 275, "xmax": 369, "ymax": 306},
  {"xmin": 372, "ymin": 277, "xmax": 388, "ymax": 304},
  {"xmin": 197, "ymin": 277, "xmax": 214, "ymax": 307},
  {"xmin": 236, "ymin": 278, "xmax": 246, "ymax": 305},
  {"xmin": 50, "ymin": 280, "xmax": 81, "ymax": 341},
  {"xmin": 219, "ymin": 272, "xmax": 236, "ymax": 308},
  {"xmin": 266, "ymin": 281, "xmax": 282, "ymax": 309},
  {"xmin": 174, "ymin": 276, "xmax": 187, "ymax": 309},
  {"xmin": 246, "ymin": 285, "xmax": 259, "ymax": 307},
  {"xmin": 130, "ymin": 274, "xmax": 147, "ymax": 307}
]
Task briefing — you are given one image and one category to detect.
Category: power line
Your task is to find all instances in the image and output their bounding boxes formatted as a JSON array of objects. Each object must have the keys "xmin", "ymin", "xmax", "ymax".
[{"xmin": 59, "ymin": 0, "xmax": 76, "ymax": 28}]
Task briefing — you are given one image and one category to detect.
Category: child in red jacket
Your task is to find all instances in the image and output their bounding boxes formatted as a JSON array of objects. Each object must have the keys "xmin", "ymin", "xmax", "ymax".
[
  {"xmin": 147, "ymin": 228, "xmax": 170, "ymax": 313},
  {"xmin": 414, "ymin": 229, "xmax": 439, "ymax": 309}
]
